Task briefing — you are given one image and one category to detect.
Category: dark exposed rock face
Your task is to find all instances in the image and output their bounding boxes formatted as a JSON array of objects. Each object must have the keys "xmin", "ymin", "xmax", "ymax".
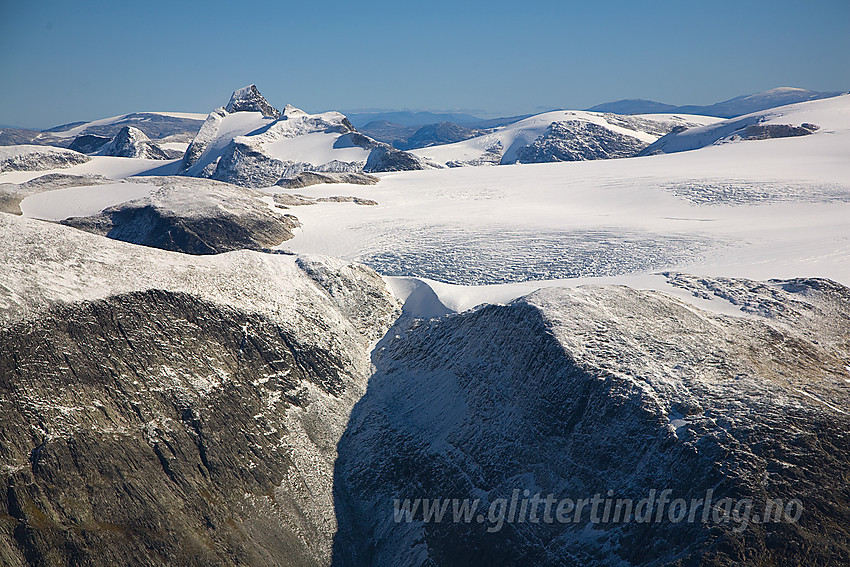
[
  {"xmin": 512, "ymin": 120, "xmax": 649, "ymax": 163},
  {"xmin": 273, "ymin": 193, "xmax": 378, "ymax": 208},
  {"xmin": 0, "ymin": 287, "xmax": 391, "ymax": 566},
  {"xmin": 276, "ymin": 172, "xmax": 379, "ymax": 189},
  {"xmin": 363, "ymin": 145, "xmax": 425, "ymax": 173},
  {"xmin": 0, "ymin": 216, "xmax": 401, "ymax": 566},
  {"xmin": 0, "ymin": 290, "xmax": 333, "ymax": 565},
  {"xmin": 61, "ymin": 177, "xmax": 300, "ymax": 254},
  {"xmin": 332, "ymin": 278, "xmax": 850, "ymax": 566},
  {"xmin": 68, "ymin": 134, "xmax": 111, "ymax": 154},
  {"xmin": 225, "ymin": 85, "xmax": 281, "ymax": 119},
  {"xmin": 734, "ymin": 122, "xmax": 819, "ymax": 140},
  {"xmin": 97, "ymin": 126, "xmax": 170, "ymax": 160},
  {"xmin": 180, "ymin": 88, "xmax": 425, "ymax": 187},
  {"xmin": 0, "ymin": 128, "xmax": 42, "ymax": 146},
  {"xmin": 211, "ymin": 141, "xmax": 292, "ymax": 187}
]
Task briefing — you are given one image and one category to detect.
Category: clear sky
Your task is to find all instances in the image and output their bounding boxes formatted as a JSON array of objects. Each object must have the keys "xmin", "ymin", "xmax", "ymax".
[{"xmin": 1, "ymin": 0, "xmax": 848, "ymax": 128}]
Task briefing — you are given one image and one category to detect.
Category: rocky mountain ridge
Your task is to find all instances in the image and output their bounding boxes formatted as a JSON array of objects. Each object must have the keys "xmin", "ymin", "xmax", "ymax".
[
  {"xmin": 333, "ymin": 276, "xmax": 850, "ymax": 566},
  {"xmin": 179, "ymin": 86, "xmax": 428, "ymax": 188},
  {"xmin": 0, "ymin": 213, "xmax": 400, "ymax": 566}
]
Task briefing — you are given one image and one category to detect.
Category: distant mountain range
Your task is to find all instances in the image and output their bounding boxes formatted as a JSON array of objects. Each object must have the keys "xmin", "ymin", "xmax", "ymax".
[
  {"xmin": 344, "ymin": 110, "xmax": 484, "ymax": 129},
  {"xmin": 587, "ymin": 87, "xmax": 845, "ymax": 118},
  {"xmin": 2, "ymin": 87, "xmax": 845, "ymax": 157}
]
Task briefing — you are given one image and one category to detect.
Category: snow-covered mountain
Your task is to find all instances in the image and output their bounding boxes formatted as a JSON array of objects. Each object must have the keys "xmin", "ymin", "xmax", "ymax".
[
  {"xmin": 411, "ymin": 111, "xmax": 721, "ymax": 167},
  {"xmin": 640, "ymin": 94, "xmax": 849, "ymax": 155},
  {"xmin": 1, "ymin": 85, "xmax": 850, "ymax": 567},
  {"xmin": 334, "ymin": 276, "xmax": 850, "ymax": 566},
  {"xmin": 95, "ymin": 126, "xmax": 171, "ymax": 159},
  {"xmin": 179, "ymin": 85, "xmax": 428, "ymax": 187},
  {"xmin": 0, "ymin": 212, "xmax": 400, "ymax": 565}
]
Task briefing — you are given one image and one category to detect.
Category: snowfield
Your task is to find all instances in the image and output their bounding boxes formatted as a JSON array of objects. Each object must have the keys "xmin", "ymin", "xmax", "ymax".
[
  {"xmin": 278, "ymin": 97, "xmax": 850, "ymax": 306},
  {"xmin": 19, "ymin": 181, "xmax": 155, "ymax": 221},
  {"xmin": 1, "ymin": 95, "xmax": 848, "ymax": 314}
]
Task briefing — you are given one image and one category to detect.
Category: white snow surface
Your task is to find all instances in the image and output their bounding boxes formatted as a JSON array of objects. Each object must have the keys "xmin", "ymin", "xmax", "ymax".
[
  {"xmin": 262, "ymin": 132, "xmax": 369, "ymax": 164},
  {"xmin": 19, "ymin": 182, "xmax": 156, "ymax": 221},
  {"xmin": 0, "ymin": 155, "xmax": 180, "ymax": 184},
  {"xmin": 0, "ymin": 212, "xmax": 391, "ymax": 337},
  {"xmin": 278, "ymin": 96, "xmax": 850, "ymax": 311},
  {"xmin": 3, "ymin": 97, "xmax": 848, "ymax": 319}
]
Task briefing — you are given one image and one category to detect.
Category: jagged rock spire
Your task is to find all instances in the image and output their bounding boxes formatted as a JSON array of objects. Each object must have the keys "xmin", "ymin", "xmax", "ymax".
[{"xmin": 225, "ymin": 85, "xmax": 281, "ymax": 119}]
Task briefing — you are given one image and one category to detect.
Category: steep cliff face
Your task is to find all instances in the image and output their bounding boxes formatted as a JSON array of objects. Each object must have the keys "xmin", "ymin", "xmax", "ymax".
[
  {"xmin": 333, "ymin": 279, "xmax": 850, "ymax": 566},
  {"xmin": 0, "ymin": 214, "xmax": 400, "ymax": 566},
  {"xmin": 1, "ymin": 212, "xmax": 848, "ymax": 566}
]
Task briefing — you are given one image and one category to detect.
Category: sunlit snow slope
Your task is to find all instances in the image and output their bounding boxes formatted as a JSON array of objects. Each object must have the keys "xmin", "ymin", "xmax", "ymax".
[{"xmin": 279, "ymin": 96, "xmax": 850, "ymax": 300}]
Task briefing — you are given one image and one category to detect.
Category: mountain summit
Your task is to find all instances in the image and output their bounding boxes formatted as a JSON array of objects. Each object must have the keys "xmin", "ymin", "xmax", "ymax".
[
  {"xmin": 225, "ymin": 84, "xmax": 281, "ymax": 119},
  {"xmin": 180, "ymin": 86, "xmax": 427, "ymax": 186},
  {"xmin": 96, "ymin": 126, "xmax": 170, "ymax": 160}
]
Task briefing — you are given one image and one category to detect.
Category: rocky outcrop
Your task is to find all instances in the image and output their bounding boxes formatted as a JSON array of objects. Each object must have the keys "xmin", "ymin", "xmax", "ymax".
[
  {"xmin": 276, "ymin": 171, "xmax": 379, "ymax": 189},
  {"xmin": 209, "ymin": 141, "xmax": 295, "ymax": 187},
  {"xmin": 0, "ymin": 214, "xmax": 401, "ymax": 566},
  {"xmin": 0, "ymin": 145, "xmax": 89, "ymax": 172},
  {"xmin": 513, "ymin": 120, "xmax": 649, "ymax": 163},
  {"xmin": 333, "ymin": 277, "xmax": 850, "ymax": 566},
  {"xmin": 413, "ymin": 111, "xmax": 722, "ymax": 168},
  {"xmin": 97, "ymin": 126, "xmax": 170, "ymax": 160},
  {"xmin": 273, "ymin": 193, "xmax": 377, "ymax": 208},
  {"xmin": 731, "ymin": 122, "xmax": 818, "ymax": 141},
  {"xmin": 61, "ymin": 177, "xmax": 300, "ymax": 254},
  {"xmin": 225, "ymin": 84, "xmax": 281, "ymax": 118},
  {"xmin": 363, "ymin": 145, "xmax": 425, "ymax": 173},
  {"xmin": 180, "ymin": 108, "xmax": 229, "ymax": 172},
  {"xmin": 0, "ymin": 128, "xmax": 43, "ymax": 147}
]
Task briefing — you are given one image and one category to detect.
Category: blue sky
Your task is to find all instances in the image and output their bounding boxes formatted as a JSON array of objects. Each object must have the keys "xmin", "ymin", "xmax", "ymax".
[{"xmin": 1, "ymin": 0, "xmax": 848, "ymax": 128}]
